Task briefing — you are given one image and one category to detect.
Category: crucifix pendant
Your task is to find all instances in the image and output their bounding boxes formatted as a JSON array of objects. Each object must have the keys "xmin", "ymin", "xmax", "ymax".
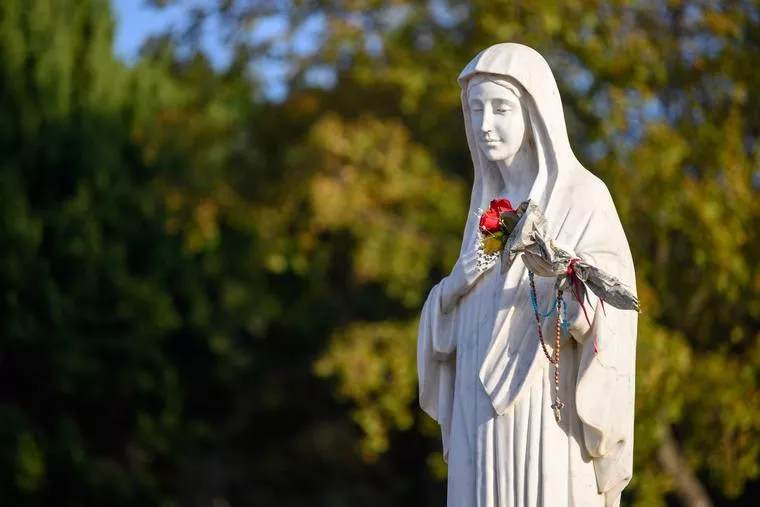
[{"xmin": 551, "ymin": 398, "xmax": 565, "ymax": 422}]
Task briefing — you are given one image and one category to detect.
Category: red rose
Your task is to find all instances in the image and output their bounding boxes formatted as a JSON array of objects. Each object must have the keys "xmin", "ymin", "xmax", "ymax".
[
  {"xmin": 479, "ymin": 208, "xmax": 501, "ymax": 234},
  {"xmin": 489, "ymin": 198, "xmax": 514, "ymax": 213}
]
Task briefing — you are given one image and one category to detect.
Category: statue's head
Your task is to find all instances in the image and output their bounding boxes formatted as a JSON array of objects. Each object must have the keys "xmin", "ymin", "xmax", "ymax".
[
  {"xmin": 457, "ymin": 43, "xmax": 579, "ymax": 246},
  {"xmin": 466, "ymin": 74, "xmax": 530, "ymax": 164}
]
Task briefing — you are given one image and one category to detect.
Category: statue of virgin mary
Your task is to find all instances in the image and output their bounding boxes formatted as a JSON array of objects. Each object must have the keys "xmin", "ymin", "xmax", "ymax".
[{"xmin": 417, "ymin": 43, "xmax": 638, "ymax": 507}]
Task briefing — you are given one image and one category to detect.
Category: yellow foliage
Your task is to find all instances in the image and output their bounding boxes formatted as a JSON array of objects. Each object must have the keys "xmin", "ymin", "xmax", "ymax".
[{"xmin": 315, "ymin": 320, "xmax": 418, "ymax": 460}]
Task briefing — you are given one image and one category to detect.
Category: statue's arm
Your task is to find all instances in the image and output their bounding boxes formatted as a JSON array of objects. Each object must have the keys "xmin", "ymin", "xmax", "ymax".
[
  {"xmin": 565, "ymin": 212, "xmax": 625, "ymax": 343},
  {"xmin": 418, "ymin": 284, "xmax": 456, "ymax": 457},
  {"xmin": 420, "ymin": 283, "xmax": 457, "ymax": 360},
  {"xmin": 570, "ymin": 204, "xmax": 637, "ymax": 496},
  {"xmin": 440, "ymin": 244, "xmax": 489, "ymax": 313}
]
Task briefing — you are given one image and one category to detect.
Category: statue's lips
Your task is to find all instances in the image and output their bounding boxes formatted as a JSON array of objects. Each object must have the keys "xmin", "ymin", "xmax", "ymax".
[{"xmin": 483, "ymin": 139, "xmax": 502, "ymax": 146}]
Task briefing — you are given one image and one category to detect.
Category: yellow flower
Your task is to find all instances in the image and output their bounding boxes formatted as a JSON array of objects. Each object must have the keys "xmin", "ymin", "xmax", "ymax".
[{"xmin": 483, "ymin": 235, "xmax": 504, "ymax": 255}]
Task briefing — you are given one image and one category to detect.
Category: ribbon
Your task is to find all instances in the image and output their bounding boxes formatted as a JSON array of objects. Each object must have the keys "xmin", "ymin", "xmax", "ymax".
[{"xmin": 566, "ymin": 258, "xmax": 598, "ymax": 354}]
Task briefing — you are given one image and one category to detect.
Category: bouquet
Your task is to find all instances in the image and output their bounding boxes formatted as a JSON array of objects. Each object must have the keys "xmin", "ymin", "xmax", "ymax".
[{"xmin": 477, "ymin": 198, "xmax": 527, "ymax": 254}]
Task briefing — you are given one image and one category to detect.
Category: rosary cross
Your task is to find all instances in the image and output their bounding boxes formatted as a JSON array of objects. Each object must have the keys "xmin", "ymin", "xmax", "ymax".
[{"xmin": 551, "ymin": 399, "xmax": 565, "ymax": 422}]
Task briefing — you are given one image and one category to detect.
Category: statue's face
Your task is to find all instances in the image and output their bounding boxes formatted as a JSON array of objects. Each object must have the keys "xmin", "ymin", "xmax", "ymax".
[{"xmin": 467, "ymin": 78, "xmax": 527, "ymax": 164}]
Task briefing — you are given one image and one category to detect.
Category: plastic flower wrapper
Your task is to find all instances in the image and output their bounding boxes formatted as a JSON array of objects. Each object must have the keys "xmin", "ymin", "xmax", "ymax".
[{"xmin": 501, "ymin": 201, "xmax": 639, "ymax": 312}]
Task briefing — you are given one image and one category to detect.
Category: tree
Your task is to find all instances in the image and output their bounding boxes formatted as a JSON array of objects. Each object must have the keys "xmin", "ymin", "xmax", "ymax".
[{"xmin": 0, "ymin": 1, "xmax": 257, "ymax": 505}]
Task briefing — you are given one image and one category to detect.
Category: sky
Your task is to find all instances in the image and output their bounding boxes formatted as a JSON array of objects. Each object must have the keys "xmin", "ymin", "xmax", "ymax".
[
  {"xmin": 110, "ymin": 1, "xmax": 298, "ymax": 99},
  {"xmin": 110, "ymin": 0, "xmax": 231, "ymax": 67}
]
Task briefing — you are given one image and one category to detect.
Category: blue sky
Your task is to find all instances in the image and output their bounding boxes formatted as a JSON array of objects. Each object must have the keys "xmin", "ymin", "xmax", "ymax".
[
  {"xmin": 110, "ymin": 0, "xmax": 230, "ymax": 66},
  {"xmin": 110, "ymin": 1, "xmax": 299, "ymax": 99}
]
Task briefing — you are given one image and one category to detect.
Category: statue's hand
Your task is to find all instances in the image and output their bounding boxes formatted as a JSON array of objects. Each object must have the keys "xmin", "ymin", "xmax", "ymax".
[
  {"xmin": 522, "ymin": 239, "xmax": 577, "ymax": 278},
  {"xmin": 521, "ymin": 252, "xmax": 555, "ymax": 277},
  {"xmin": 440, "ymin": 245, "xmax": 490, "ymax": 313}
]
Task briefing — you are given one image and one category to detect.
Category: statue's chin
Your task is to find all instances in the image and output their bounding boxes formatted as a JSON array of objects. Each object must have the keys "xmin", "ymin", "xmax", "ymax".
[{"xmin": 480, "ymin": 146, "xmax": 517, "ymax": 163}]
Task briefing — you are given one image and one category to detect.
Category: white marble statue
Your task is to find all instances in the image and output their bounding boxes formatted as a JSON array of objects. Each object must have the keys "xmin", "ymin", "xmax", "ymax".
[{"xmin": 417, "ymin": 43, "xmax": 638, "ymax": 507}]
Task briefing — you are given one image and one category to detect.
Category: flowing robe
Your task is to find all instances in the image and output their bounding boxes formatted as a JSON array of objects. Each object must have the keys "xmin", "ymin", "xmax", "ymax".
[{"xmin": 418, "ymin": 173, "xmax": 637, "ymax": 507}]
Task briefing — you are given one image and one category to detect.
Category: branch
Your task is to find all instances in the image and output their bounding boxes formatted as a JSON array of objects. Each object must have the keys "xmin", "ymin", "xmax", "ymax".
[{"xmin": 656, "ymin": 425, "xmax": 713, "ymax": 507}]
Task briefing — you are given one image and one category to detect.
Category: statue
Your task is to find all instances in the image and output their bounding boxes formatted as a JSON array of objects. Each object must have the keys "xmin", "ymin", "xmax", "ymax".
[{"xmin": 417, "ymin": 43, "xmax": 638, "ymax": 507}]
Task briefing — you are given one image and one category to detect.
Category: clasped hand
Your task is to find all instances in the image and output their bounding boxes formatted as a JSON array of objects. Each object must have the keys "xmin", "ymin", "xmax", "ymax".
[{"xmin": 440, "ymin": 244, "xmax": 493, "ymax": 313}]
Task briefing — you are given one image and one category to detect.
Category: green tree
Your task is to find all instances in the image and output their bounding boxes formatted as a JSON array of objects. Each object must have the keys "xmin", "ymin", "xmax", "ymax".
[{"xmin": 0, "ymin": 1, "xmax": 257, "ymax": 505}]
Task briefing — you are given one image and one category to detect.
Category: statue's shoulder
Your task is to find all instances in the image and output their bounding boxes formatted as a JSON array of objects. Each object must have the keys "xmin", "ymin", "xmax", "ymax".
[{"xmin": 566, "ymin": 163, "xmax": 616, "ymax": 214}]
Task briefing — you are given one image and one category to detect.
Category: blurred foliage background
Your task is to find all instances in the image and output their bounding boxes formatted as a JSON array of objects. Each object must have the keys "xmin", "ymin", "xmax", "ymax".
[{"xmin": 1, "ymin": 0, "xmax": 759, "ymax": 506}]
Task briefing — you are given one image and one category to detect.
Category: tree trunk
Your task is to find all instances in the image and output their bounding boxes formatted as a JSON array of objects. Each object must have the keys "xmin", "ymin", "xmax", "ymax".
[{"xmin": 657, "ymin": 425, "xmax": 713, "ymax": 507}]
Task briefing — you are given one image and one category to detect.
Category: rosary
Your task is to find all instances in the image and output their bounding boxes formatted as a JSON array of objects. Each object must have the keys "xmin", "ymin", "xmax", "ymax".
[{"xmin": 528, "ymin": 271, "xmax": 571, "ymax": 423}]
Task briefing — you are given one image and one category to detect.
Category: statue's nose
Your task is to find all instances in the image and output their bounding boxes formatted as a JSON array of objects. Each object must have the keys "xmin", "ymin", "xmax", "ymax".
[{"xmin": 480, "ymin": 108, "xmax": 494, "ymax": 132}]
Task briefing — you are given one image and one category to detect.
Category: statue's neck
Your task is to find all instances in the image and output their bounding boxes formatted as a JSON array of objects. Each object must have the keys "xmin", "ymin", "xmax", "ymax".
[{"xmin": 495, "ymin": 143, "xmax": 537, "ymax": 203}]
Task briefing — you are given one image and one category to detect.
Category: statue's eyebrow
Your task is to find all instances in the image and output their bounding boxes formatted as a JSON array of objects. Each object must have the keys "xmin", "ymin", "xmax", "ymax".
[{"xmin": 493, "ymin": 97, "xmax": 519, "ymax": 107}]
